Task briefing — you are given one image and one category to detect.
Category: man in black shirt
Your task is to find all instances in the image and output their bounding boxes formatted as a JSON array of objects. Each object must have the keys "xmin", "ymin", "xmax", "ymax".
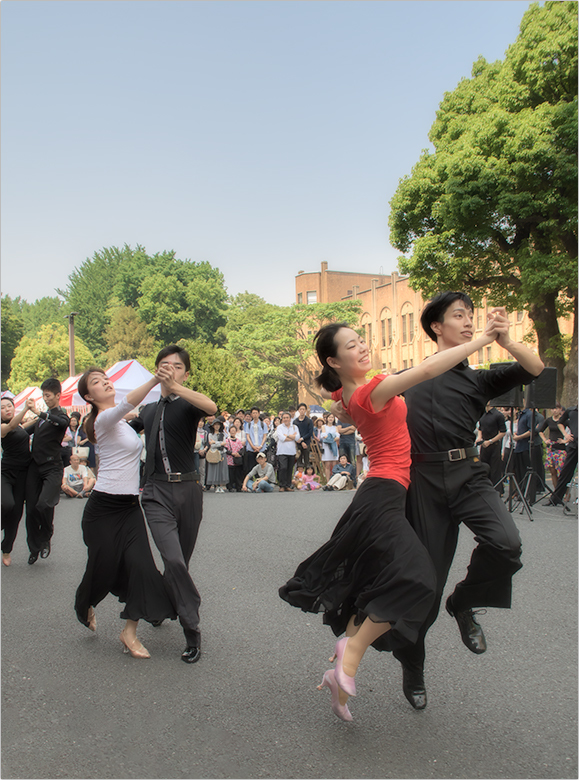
[
  {"xmin": 130, "ymin": 345, "xmax": 217, "ymax": 664},
  {"xmin": 392, "ymin": 293, "xmax": 543, "ymax": 710},
  {"xmin": 25, "ymin": 377, "xmax": 70, "ymax": 564},
  {"xmin": 294, "ymin": 403, "xmax": 314, "ymax": 470},
  {"xmin": 477, "ymin": 403, "xmax": 507, "ymax": 492}
]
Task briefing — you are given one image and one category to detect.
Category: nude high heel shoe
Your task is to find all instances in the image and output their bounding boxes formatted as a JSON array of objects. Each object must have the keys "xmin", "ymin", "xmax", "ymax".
[
  {"xmin": 333, "ymin": 637, "xmax": 357, "ymax": 696},
  {"xmin": 317, "ymin": 669, "xmax": 353, "ymax": 722},
  {"xmin": 87, "ymin": 606, "xmax": 97, "ymax": 632},
  {"xmin": 2, "ymin": 553, "xmax": 12, "ymax": 566},
  {"xmin": 120, "ymin": 630, "xmax": 151, "ymax": 659}
]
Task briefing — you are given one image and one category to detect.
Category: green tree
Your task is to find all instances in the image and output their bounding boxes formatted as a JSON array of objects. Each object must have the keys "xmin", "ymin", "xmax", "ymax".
[
  {"xmin": 103, "ymin": 301, "xmax": 157, "ymax": 365},
  {"xmin": 8, "ymin": 323, "xmax": 96, "ymax": 394},
  {"xmin": 178, "ymin": 339, "xmax": 260, "ymax": 412},
  {"xmin": 1, "ymin": 296, "xmax": 25, "ymax": 390},
  {"xmin": 389, "ymin": 1, "xmax": 577, "ymax": 404},
  {"xmin": 16, "ymin": 296, "xmax": 65, "ymax": 336},
  {"xmin": 226, "ymin": 297, "xmax": 362, "ymax": 405}
]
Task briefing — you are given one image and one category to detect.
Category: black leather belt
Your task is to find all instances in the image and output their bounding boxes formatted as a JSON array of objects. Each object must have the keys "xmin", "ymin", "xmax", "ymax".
[
  {"xmin": 412, "ymin": 447, "xmax": 479, "ymax": 463},
  {"xmin": 152, "ymin": 472, "xmax": 199, "ymax": 483}
]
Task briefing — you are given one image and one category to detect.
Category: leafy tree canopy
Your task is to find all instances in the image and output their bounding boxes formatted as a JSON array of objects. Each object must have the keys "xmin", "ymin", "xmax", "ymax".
[
  {"xmin": 1, "ymin": 296, "xmax": 25, "ymax": 390},
  {"xmin": 389, "ymin": 1, "xmax": 577, "ymax": 402},
  {"xmin": 59, "ymin": 245, "xmax": 228, "ymax": 357},
  {"xmin": 8, "ymin": 323, "xmax": 96, "ymax": 394},
  {"xmin": 226, "ymin": 298, "xmax": 362, "ymax": 405},
  {"xmin": 103, "ymin": 300, "xmax": 157, "ymax": 365}
]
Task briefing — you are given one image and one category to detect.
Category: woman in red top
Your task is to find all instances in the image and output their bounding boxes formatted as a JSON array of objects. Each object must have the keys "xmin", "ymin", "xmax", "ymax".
[{"xmin": 279, "ymin": 318, "xmax": 501, "ymax": 721}]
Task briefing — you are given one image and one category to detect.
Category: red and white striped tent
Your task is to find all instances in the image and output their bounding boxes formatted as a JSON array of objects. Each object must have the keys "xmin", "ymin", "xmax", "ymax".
[
  {"xmin": 11, "ymin": 386, "xmax": 44, "ymax": 412},
  {"xmin": 59, "ymin": 360, "xmax": 161, "ymax": 409}
]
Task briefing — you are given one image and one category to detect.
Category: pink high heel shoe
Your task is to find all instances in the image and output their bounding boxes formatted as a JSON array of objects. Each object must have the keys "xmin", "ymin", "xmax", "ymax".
[
  {"xmin": 317, "ymin": 669, "xmax": 353, "ymax": 722},
  {"xmin": 333, "ymin": 637, "xmax": 357, "ymax": 696}
]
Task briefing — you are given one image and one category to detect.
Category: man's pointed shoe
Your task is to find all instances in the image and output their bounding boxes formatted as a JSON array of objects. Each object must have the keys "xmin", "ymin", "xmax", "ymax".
[
  {"xmin": 181, "ymin": 646, "xmax": 201, "ymax": 664},
  {"xmin": 446, "ymin": 596, "xmax": 487, "ymax": 654},
  {"xmin": 402, "ymin": 666, "xmax": 427, "ymax": 710}
]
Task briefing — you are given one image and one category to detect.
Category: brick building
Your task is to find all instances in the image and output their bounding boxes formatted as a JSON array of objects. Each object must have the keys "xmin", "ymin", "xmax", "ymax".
[{"xmin": 296, "ymin": 261, "xmax": 569, "ymax": 403}]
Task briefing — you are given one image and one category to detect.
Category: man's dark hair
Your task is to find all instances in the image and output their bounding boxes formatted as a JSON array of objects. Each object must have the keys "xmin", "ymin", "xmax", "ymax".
[
  {"xmin": 155, "ymin": 344, "xmax": 191, "ymax": 372},
  {"xmin": 40, "ymin": 377, "xmax": 62, "ymax": 394},
  {"xmin": 420, "ymin": 292, "xmax": 474, "ymax": 342},
  {"xmin": 298, "ymin": 403, "xmax": 307, "ymax": 410},
  {"xmin": 250, "ymin": 406, "xmax": 260, "ymax": 413}
]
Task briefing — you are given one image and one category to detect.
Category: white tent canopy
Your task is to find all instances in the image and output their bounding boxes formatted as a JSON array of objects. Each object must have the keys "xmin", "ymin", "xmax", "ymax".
[{"xmin": 59, "ymin": 360, "xmax": 161, "ymax": 408}]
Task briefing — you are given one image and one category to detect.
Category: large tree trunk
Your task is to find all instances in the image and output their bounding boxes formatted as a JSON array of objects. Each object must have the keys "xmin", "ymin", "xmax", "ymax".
[
  {"xmin": 561, "ymin": 295, "xmax": 578, "ymax": 408},
  {"xmin": 528, "ymin": 293, "xmax": 566, "ymax": 402}
]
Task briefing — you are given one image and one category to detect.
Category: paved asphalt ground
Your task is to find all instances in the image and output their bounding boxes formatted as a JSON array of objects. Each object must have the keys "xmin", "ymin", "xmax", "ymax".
[{"xmin": 2, "ymin": 488, "xmax": 577, "ymax": 780}]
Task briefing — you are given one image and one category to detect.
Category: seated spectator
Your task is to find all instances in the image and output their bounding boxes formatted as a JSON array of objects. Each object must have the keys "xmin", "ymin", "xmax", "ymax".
[
  {"xmin": 242, "ymin": 452, "xmax": 275, "ymax": 493},
  {"xmin": 323, "ymin": 455, "xmax": 357, "ymax": 491},
  {"xmin": 62, "ymin": 454, "xmax": 92, "ymax": 498},
  {"xmin": 81, "ymin": 461, "xmax": 97, "ymax": 493},
  {"xmin": 292, "ymin": 466, "xmax": 305, "ymax": 490},
  {"xmin": 300, "ymin": 465, "xmax": 322, "ymax": 490}
]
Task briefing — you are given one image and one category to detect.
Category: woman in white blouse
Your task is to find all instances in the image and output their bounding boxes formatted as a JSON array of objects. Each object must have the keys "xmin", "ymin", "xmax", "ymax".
[{"xmin": 74, "ymin": 366, "xmax": 176, "ymax": 659}]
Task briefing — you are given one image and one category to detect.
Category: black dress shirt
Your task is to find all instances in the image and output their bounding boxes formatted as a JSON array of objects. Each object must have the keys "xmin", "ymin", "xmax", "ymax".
[
  {"xmin": 29, "ymin": 407, "xmax": 70, "ymax": 465},
  {"xmin": 294, "ymin": 416, "xmax": 314, "ymax": 445},
  {"xmin": 1, "ymin": 426, "xmax": 32, "ymax": 469},
  {"xmin": 479, "ymin": 408, "xmax": 507, "ymax": 441},
  {"xmin": 131, "ymin": 396, "xmax": 204, "ymax": 475},
  {"xmin": 404, "ymin": 360, "xmax": 535, "ymax": 453}
]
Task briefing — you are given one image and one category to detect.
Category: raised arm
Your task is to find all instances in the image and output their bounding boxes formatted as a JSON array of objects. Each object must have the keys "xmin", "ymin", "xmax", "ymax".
[
  {"xmin": 369, "ymin": 315, "xmax": 503, "ymax": 411},
  {"xmin": 158, "ymin": 365, "xmax": 218, "ymax": 415},
  {"xmin": 488, "ymin": 307, "xmax": 544, "ymax": 376},
  {"xmin": 1, "ymin": 401, "xmax": 34, "ymax": 437}
]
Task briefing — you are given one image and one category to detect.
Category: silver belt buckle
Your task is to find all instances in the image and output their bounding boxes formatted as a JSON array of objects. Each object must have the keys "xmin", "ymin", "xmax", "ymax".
[
  {"xmin": 448, "ymin": 448, "xmax": 465, "ymax": 462},
  {"xmin": 167, "ymin": 472, "xmax": 182, "ymax": 482}
]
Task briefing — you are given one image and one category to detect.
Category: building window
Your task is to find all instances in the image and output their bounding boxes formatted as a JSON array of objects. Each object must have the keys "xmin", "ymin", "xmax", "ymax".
[
  {"xmin": 408, "ymin": 313, "xmax": 414, "ymax": 342},
  {"xmin": 306, "ymin": 291, "xmax": 317, "ymax": 304},
  {"xmin": 478, "ymin": 349, "xmax": 483, "ymax": 364},
  {"xmin": 382, "ymin": 362, "xmax": 387, "ymax": 370},
  {"xmin": 366, "ymin": 323, "xmax": 372, "ymax": 346},
  {"xmin": 486, "ymin": 346, "xmax": 492, "ymax": 362},
  {"xmin": 477, "ymin": 312, "xmax": 482, "ymax": 330},
  {"xmin": 409, "ymin": 359, "xmax": 413, "ymax": 367},
  {"xmin": 401, "ymin": 315, "xmax": 407, "ymax": 345},
  {"xmin": 297, "ymin": 293, "xmax": 303, "ymax": 304},
  {"xmin": 381, "ymin": 320, "xmax": 386, "ymax": 348},
  {"xmin": 388, "ymin": 318, "xmax": 393, "ymax": 345},
  {"xmin": 517, "ymin": 311, "xmax": 524, "ymax": 322}
]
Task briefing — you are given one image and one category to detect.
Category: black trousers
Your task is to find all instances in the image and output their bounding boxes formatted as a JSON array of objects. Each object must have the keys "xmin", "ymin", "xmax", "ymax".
[
  {"xmin": 227, "ymin": 464, "xmax": 244, "ymax": 491},
  {"xmin": 25, "ymin": 461, "xmax": 63, "ymax": 555},
  {"xmin": 2, "ymin": 465, "xmax": 29, "ymax": 553},
  {"xmin": 393, "ymin": 458, "xmax": 522, "ymax": 674},
  {"xmin": 295, "ymin": 443, "xmax": 311, "ymax": 470},
  {"xmin": 551, "ymin": 444, "xmax": 578, "ymax": 504},
  {"xmin": 141, "ymin": 479, "xmax": 203, "ymax": 647},
  {"xmin": 277, "ymin": 454, "xmax": 294, "ymax": 488}
]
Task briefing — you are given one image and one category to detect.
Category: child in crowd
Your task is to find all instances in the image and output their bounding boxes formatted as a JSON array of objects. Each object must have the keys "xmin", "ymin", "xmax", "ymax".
[{"xmin": 300, "ymin": 465, "xmax": 322, "ymax": 490}]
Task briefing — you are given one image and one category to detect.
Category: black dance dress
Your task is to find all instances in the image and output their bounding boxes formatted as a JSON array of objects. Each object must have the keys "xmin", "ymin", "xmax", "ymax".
[
  {"xmin": 279, "ymin": 377, "xmax": 436, "ymax": 652},
  {"xmin": 74, "ymin": 398, "xmax": 176, "ymax": 627},
  {"xmin": 1, "ymin": 425, "xmax": 32, "ymax": 554}
]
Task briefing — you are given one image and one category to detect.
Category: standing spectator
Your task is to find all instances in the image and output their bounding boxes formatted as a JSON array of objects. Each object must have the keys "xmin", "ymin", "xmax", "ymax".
[
  {"xmin": 78, "ymin": 414, "xmax": 97, "ymax": 471},
  {"xmin": 62, "ymin": 453, "xmax": 92, "ymax": 498},
  {"xmin": 265, "ymin": 417, "xmax": 281, "ymax": 470},
  {"xmin": 206, "ymin": 419, "xmax": 228, "ymax": 493},
  {"xmin": 241, "ymin": 452, "xmax": 276, "ymax": 493},
  {"xmin": 61, "ymin": 412, "xmax": 81, "ymax": 467},
  {"xmin": 476, "ymin": 403, "xmax": 507, "ymax": 493},
  {"xmin": 323, "ymin": 455, "xmax": 357, "ymax": 491},
  {"xmin": 225, "ymin": 425, "xmax": 245, "ymax": 491},
  {"xmin": 500, "ymin": 407, "xmax": 515, "ymax": 478},
  {"xmin": 537, "ymin": 405, "xmax": 567, "ymax": 489},
  {"xmin": 294, "ymin": 403, "xmax": 314, "ymax": 470},
  {"xmin": 548, "ymin": 405, "xmax": 578, "ymax": 507},
  {"xmin": 321, "ymin": 412, "xmax": 340, "ymax": 484},
  {"xmin": 513, "ymin": 406, "xmax": 544, "ymax": 502},
  {"xmin": 25, "ymin": 378, "xmax": 70, "ymax": 565},
  {"xmin": 336, "ymin": 416, "xmax": 356, "ymax": 465},
  {"xmin": 243, "ymin": 407, "xmax": 268, "ymax": 475},
  {"xmin": 276, "ymin": 412, "xmax": 299, "ymax": 491},
  {"xmin": 1, "ymin": 397, "xmax": 34, "ymax": 566},
  {"xmin": 194, "ymin": 418, "xmax": 208, "ymax": 478}
]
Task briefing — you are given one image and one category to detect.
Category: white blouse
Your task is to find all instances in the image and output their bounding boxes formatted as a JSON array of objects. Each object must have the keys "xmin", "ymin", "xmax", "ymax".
[{"xmin": 93, "ymin": 397, "xmax": 142, "ymax": 496}]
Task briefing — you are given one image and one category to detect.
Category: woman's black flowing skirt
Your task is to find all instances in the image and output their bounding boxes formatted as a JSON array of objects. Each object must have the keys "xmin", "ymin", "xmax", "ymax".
[
  {"xmin": 75, "ymin": 491, "xmax": 177, "ymax": 626},
  {"xmin": 279, "ymin": 477, "xmax": 436, "ymax": 651}
]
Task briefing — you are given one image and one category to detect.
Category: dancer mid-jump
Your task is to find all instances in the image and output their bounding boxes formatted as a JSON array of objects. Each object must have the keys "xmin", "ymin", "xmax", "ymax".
[{"xmin": 280, "ymin": 312, "xmax": 504, "ymax": 721}]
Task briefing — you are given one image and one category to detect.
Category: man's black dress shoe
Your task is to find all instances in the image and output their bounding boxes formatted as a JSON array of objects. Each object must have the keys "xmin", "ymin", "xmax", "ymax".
[
  {"xmin": 446, "ymin": 596, "xmax": 487, "ymax": 654},
  {"xmin": 402, "ymin": 666, "xmax": 427, "ymax": 710},
  {"xmin": 151, "ymin": 620, "xmax": 164, "ymax": 627},
  {"xmin": 40, "ymin": 542, "xmax": 51, "ymax": 559},
  {"xmin": 181, "ymin": 646, "xmax": 201, "ymax": 664},
  {"xmin": 28, "ymin": 552, "xmax": 39, "ymax": 565}
]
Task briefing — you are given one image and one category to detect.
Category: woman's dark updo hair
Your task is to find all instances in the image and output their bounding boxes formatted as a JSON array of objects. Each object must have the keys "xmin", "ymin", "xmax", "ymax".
[
  {"xmin": 77, "ymin": 366, "xmax": 107, "ymax": 444},
  {"xmin": 313, "ymin": 322, "xmax": 349, "ymax": 392}
]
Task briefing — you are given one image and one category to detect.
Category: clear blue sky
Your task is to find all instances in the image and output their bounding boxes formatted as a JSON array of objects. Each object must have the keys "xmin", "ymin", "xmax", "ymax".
[{"xmin": 2, "ymin": 0, "xmax": 533, "ymax": 307}]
